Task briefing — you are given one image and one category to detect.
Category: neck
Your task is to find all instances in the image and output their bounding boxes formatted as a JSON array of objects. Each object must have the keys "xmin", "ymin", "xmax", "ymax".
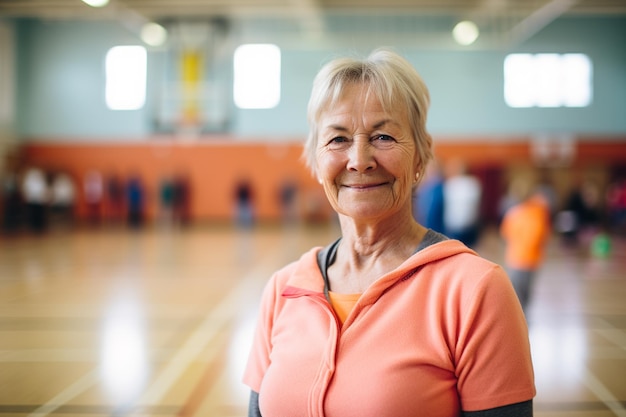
[{"xmin": 337, "ymin": 210, "xmax": 426, "ymax": 267}]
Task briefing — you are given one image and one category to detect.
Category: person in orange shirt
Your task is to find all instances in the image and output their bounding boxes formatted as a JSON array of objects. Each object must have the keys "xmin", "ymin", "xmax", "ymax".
[
  {"xmin": 500, "ymin": 182, "xmax": 552, "ymax": 314},
  {"xmin": 244, "ymin": 49, "xmax": 535, "ymax": 417}
]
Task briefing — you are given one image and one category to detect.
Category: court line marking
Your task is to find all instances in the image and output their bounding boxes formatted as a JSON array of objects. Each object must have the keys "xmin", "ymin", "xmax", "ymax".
[
  {"xmin": 584, "ymin": 317, "xmax": 626, "ymax": 417},
  {"xmin": 594, "ymin": 318, "xmax": 626, "ymax": 351},
  {"xmin": 131, "ymin": 258, "xmax": 271, "ymax": 412},
  {"xmin": 584, "ymin": 368, "xmax": 626, "ymax": 417},
  {"xmin": 25, "ymin": 258, "xmax": 270, "ymax": 417},
  {"xmin": 27, "ymin": 371, "xmax": 99, "ymax": 417}
]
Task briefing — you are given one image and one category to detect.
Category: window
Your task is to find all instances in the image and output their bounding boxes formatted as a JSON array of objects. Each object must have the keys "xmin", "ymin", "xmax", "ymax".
[
  {"xmin": 233, "ymin": 44, "xmax": 281, "ymax": 109},
  {"xmin": 105, "ymin": 46, "xmax": 147, "ymax": 110},
  {"xmin": 504, "ymin": 53, "xmax": 592, "ymax": 108}
]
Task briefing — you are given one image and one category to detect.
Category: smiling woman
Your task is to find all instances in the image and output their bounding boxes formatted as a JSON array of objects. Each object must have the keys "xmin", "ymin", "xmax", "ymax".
[{"xmin": 243, "ymin": 49, "xmax": 536, "ymax": 417}]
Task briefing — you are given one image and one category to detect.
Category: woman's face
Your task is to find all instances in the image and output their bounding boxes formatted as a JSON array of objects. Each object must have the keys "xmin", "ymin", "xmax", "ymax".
[{"xmin": 315, "ymin": 83, "xmax": 420, "ymax": 222}]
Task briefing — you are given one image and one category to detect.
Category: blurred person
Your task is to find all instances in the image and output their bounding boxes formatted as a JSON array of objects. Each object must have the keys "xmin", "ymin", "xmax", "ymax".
[
  {"xmin": 21, "ymin": 166, "xmax": 50, "ymax": 233},
  {"xmin": 1, "ymin": 165, "xmax": 22, "ymax": 233},
  {"xmin": 277, "ymin": 177, "xmax": 298, "ymax": 225},
  {"xmin": 83, "ymin": 170, "xmax": 104, "ymax": 225},
  {"xmin": 173, "ymin": 171, "xmax": 192, "ymax": 226},
  {"xmin": 578, "ymin": 179, "xmax": 604, "ymax": 242},
  {"xmin": 234, "ymin": 176, "xmax": 255, "ymax": 228},
  {"xmin": 158, "ymin": 174, "xmax": 176, "ymax": 227},
  {"xmin": 49, "ymin": 171, "xmax": 76, "ymax": 228},
  {"xmin": 443, "ymin": 158, "xmax": 482, "ymax": 247},
  {"xmin": 244, "ymin": 49, "xmax": 535, "ymax": 417},
  {"xmin": 578, "ymin": 180, "xmax": 602, "ymax": 225},
  {"xmin": 412, "ymin": 158, "xmax": 445, "ymax": 233},
  {"xmin": 607, "ymin": 176, "xmax": 626, "ymax": 236},
  {"xmin": 126, "ymin": 173, "xmax": 146, "ymax": 229},
  {"xmin": 498, "ymin": 178, "xmax": 523, "ymax": 225},
  {"xmin": 559, "ymin": 178, "xmax": 602, "ymax": 246},
  {"xmin": 535, "ymin": 170, "xmax": 558, "ymax": 220},
  {"xmin": 500, "ymin": 183, "xmax": 552, "ymax": 314},
  {"xmin": 105, "ymin": 172, "xmax": 125, "ymax": 224},
  {"xmin": 498, "ymin": 176, "xmax": 536, "ymax": 225}
]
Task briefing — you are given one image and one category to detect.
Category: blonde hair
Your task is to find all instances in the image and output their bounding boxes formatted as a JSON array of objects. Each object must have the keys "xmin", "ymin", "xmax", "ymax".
[{"xmin": 303, "ymin": 48, "xmax": 433, "ymax": 181}]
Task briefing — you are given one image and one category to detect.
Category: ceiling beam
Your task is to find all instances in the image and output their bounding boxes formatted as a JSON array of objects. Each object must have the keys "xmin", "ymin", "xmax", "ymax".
[
  {"xmin": 508, "ymin": 0, "xmax": 579, "ymax": 46},
  {"xmin": 454, "ymin": 0, "xmax": 580, "ymax": 48},
  {"xmin": 288, "ymin": 0, "xmax": 326, "ymax": 38}
]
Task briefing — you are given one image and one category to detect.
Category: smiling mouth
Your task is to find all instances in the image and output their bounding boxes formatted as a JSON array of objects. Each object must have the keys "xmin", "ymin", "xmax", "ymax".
[{"xmin": 344, "ymin": 182, "xmax": 387, "ymax": 189}]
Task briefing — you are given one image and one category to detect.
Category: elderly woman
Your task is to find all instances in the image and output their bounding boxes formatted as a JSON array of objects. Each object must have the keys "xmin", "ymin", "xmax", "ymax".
[{"xmin": 243, "ymin": 49, "xmax": 535, "ymax": 417}]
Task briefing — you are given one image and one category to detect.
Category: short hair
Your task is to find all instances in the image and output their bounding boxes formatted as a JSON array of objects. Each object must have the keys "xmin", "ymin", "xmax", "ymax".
[{"xmin": 303, "ymin": 48, "xmax": 433, "ymax": 182}]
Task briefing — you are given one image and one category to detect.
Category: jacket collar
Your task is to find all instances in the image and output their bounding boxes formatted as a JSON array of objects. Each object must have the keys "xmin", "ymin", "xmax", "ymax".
[{"xmin": 282, "ymin": 239, "xmax": 475, "ymax": 299}]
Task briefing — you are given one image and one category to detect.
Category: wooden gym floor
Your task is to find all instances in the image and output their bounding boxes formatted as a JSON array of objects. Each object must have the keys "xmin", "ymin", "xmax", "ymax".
[{"xmin": 0, "ymin": 222, "xmax": 625, "ymax": 417}]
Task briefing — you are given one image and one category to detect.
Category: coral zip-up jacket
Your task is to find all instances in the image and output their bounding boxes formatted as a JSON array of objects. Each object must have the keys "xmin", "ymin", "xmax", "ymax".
[{"xmin": 243, "ymin": 239, "xmax": 535, "ymax": 417}]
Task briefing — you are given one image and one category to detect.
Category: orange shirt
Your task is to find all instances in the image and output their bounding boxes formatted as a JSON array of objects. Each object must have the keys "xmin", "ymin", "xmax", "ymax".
[
  {"xmin": 500, "ymin": 195, "xmax": 551, "ymax": 269},
  {"xmin": 243, "ymin": 241, "xmax": 535, "ymax": 417},
  {"xmin": 328, "ymin": 291, "xmax": 360, "ymax": 324}
]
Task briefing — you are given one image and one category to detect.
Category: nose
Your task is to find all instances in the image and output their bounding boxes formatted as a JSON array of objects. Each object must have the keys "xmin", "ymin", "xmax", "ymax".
[{"xmin": 346, "ymin": 138, "xmax": 376, "ymax": 172}]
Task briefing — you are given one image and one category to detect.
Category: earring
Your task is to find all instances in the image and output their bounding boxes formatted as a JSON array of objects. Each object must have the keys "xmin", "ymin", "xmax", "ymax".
[{"xmin": 414, "ymin": 173, "xmax": 420, "ymax": 183}]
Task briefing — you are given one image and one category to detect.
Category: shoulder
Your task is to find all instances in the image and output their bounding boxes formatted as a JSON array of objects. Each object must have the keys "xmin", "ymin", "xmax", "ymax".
[
  {"xmin": 413, "ymin": 243, "xmax": 510, "ymax": 302},
  {"xmin": 261, "ymin": 247, "xmax": 325, "ymax": 296},
  {"xmin": 416, "ymin": 239, "xmax": 501, "ymax": 277}
]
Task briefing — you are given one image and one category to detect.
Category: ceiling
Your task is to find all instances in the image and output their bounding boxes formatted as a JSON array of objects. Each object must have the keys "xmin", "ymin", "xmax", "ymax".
[
  {"xmin": 2, "ymin": 0, "xmax": 626, "ymax": 21},
  {"xmin": 2, "ymin": 0, "xmax": 626, "ymax": 48}
]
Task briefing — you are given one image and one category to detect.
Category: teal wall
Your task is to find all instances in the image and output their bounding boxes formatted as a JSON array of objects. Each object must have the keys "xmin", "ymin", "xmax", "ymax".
[
  {"xmin": 17, "ymin": 20, "xmax": 161, "ymax": 139},
  {"xmin": 13, "ymin": 15, "xmax": 626, "ymax": 141}
]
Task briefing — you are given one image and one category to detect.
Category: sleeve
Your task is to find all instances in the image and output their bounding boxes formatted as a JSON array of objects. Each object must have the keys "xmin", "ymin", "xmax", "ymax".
[
  {"xmin": 455, "ymin": 263, "xmax": 536, "ymax": 412},
  {"xmin": 462, "ymin": 400, "xmax": 533, "ymax": 417},
  {"xmin": 248, "ymin": 390, "xmax": 263, "ymax": 417},
  {"xmin": 242, "ymin": 275, "xmax": 279, "ymax": 392}
]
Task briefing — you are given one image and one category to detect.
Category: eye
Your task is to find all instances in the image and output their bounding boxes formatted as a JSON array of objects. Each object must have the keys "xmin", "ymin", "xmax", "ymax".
[
  {"xmin": 330, "ymin": 136, "xmax": 348, "ymax": 143},
  {"xmin": 372, "ymin": 134, "xmax": 396, "ymax": 145},
  {"xmin": 326, "ymin": 136, "xmax": 350, "ymax": 149}
]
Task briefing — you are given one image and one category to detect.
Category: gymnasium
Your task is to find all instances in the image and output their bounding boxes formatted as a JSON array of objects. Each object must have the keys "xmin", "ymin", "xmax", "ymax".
[{"xmin": 0, "ymin": 0, "xmax": 625, "ymax": 416}]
